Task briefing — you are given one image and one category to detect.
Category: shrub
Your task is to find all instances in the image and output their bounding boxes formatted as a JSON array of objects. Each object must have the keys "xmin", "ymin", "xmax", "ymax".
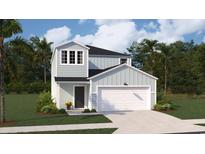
[
  {"xmin": 90, "ymin": 109, "xmax": 97, "ymax": 113},
  {"xmin": 58, "ymin": 108, "xmax": 67, "ymax": 114},
  {"xmin": 26, "ymin": 81, "xmax": 51, "ymax": 94},
  {"xmin": 154, "ymin": 104, "xmax": 162, "ymax": 111},
  {"xmin": 195, "ymin": 86, "xmax": 204, "ymax": 95},
  {"xmin": 44, "ymin": 82, "xmax": 51, "ymax": 92},
  {"xmin": 154, "ymin": 97, "xmax": 174, "ymax": 111},
  {"xmin": 36, "ymin": 91, "xmax": 53, "ymax": 112},
  {"xmin": 157, "ymin": 90, "xmax": 165, "ymax": 101},
  {"xmin": 157, "ymin": 98, "xmax": 171, "ymax": 105},
  {"xmin": 82, "ymin": 108, "xmax": 90, "ymax": 113},
  {"xmin": 7, "ymin": 81, "xmax": 23, "ymax": 94},
  {"xmin": 27, "ymin": 82, "xmax": 45, "ymax": 93},
  {"xmin": 154, "ymin": 102, "xmax": 174, "ymax": 111},
  {"xmin": 40, "ymin": 103, "xmax": 58, "ymax": 114}
]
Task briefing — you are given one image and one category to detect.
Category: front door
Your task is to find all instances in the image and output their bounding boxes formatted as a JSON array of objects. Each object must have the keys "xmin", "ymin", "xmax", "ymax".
[{"xmin": 74, "ymin": 86, "xmax": 85, "ymax": 108}]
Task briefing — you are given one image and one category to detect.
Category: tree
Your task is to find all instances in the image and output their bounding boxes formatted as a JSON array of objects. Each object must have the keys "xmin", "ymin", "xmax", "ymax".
[
  {"xmin": 30, "ymin": 36, "xmax": 53, "ymax": 83},
  {"xmin": 0, "ymin": 20, "xmax": 22, "ymax": 124},
  {"xmin": 7, "ymin": 37, "xmax": 36, "ymax": 83},
  {"xmin": 127, "ymin": 39, "xmax": 159, "ymax": 75},
  {"xmin": 157, "ymin": 43, "xmax": 171, "ymax": 94}
]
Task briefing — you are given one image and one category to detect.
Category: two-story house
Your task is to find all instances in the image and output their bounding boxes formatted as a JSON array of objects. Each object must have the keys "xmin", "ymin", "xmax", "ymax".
[{"xmin": 51, "ymin": 41, "xmax": 157, "ymax": 112}]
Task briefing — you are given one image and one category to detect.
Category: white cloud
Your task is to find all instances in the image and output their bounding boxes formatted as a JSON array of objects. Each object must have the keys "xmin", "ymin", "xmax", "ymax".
[
  {"xmin": 78, "ymin": 19, "xmax": 88, "ymax": 24},
  {"xmin": 48, "ymin": 19, "xmax": 205, "ymax": 53},
  {"xmin": 145, "ymin": 19, "xmax": 205, "ymax": 43},
  {"xmin": 73, "ymin": 34, "xmax": 95, "ymax": 45},
  {"xmin": 44, "ymin": 26, "xmax": 72, "ymax": 46},
  {"xmin": 95, "ymin": 19, "xmax": 131, "ymax": 26},
  {"xmin": 74, "ymin": 20, "xmax": 137, "ymax": 52},
  {"xmin": 203, "ymin": 36, "xmax": 205, "ymax": 42},
  {"xmin": 144, "ymin": 21, "xmax": 158, "ymax": 30}
]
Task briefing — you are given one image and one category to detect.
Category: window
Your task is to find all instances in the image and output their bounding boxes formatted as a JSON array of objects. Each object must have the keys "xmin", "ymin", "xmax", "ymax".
[
  {"xmin": 61, "ymin": 50, "xmax": 84, "ymax": 65},
  {"xmin": 120, "ymin": 58, "xmax": 127, "ymax": 64},
  {"xmin": 61, "ymin": 50, "xmax": 67, "ymax": 64},
  {"xmin": 69, "ymin": 51, "xmax": 75, "ymax": 64},
  {"xmin": 77, "ymin": 51, "xmax": 83, "ymax": 64}
]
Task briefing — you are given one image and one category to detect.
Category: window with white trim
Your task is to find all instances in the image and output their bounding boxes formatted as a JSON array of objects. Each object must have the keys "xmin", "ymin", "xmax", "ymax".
[
  {"xmin": 61, "ymin": 50, "xmax": 67, "ymax": 64},
  {"xmin": 69, "ymin": 51, "xmax": 75, "ymax": 64},
  {"xmin": 120, "ymin": 58, "xmax": 127, "ymax": 64},
  {"xmin": 77, "ymin": 51, "xmax": 83, "ymax": 64}
]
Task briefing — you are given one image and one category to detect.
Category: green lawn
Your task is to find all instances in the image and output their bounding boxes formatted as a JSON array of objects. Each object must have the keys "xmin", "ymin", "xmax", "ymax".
[
  {"xmin": 195, "ymin": 124, "xmax": 205, "ymax": 127},
  {"xmin": 7, "ymin": 128, "xmax": 118, "ymax": 134},
  {"xmin": 1, "ymin": 94, "xmax": 111, "ymax": 127},
  {"xmin": 161, "ymin": 94, "xmax": 205, "ymax": 119}
]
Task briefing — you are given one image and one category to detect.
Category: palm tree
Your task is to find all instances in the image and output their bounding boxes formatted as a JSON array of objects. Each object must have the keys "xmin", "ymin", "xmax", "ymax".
[
  {"xmin": 0, "ymin": 20, "xmax": 22, "ymax": 124},
  {"xmin": 30, "ymin": 36, "xmax": 53, "ymax": 83}
]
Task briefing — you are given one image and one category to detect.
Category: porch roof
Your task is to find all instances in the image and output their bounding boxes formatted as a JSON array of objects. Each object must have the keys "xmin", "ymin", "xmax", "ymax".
[{"xmin": 55, "ymin": 77, "xmax": 89, "ymax": 82}]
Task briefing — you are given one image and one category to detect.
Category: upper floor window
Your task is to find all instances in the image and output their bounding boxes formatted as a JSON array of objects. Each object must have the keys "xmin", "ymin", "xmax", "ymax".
[
  {"xmin": 60, "ymin": 50, "xmax": 84, "ymax": 65},
  {"xmin": 77, "ymin": 51, "xmax": 83, "ymax": 64},
  {"xmin": 69, "ymin": 51, "xmax": 75, "ymax": 64},
  {"xmin": 120, "ymin": 58, "xmax": 127, "ymax": 64},
  {"xmin": 61, "ymin": 50, "xmax": 67, "ymax": 64}
]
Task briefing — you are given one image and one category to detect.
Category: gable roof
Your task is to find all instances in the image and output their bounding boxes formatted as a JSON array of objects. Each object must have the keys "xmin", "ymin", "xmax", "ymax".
[
  {"xmin": 86, "ymin": 45, "xmax": 130, "ymax": 57},
  {"xmin": 51, "ymin": 41, "xmax": 89, "ymax": 63},
  {"xmin": 88, "ymin": 64, "xmax": 158, "ymax": 80},
  {"xmin": 56, "ymin": 41, "xmax": 90, "ymax": 49}
]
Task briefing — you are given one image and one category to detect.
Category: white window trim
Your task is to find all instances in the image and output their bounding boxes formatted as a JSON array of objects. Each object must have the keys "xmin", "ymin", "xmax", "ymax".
[
  {"xmin": 77, "ymin": 51, "xmax": 84, "ymax": 65},
  {"xmin": 119, "ymin": 57, "xmax": 128, "ymax": 65},
  {"xmin": 60, "ymin": 50, "xmax": 68, "ymax": 65},
  {"xmin": 60, "ymin": 49, "xmax": 84, "ymax": 65}
]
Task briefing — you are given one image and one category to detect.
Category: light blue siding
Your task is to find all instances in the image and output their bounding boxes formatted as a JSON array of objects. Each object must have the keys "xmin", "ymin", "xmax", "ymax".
[
  {"xmin": 56, "ymin": 42, "xmax": 88, "ymax": 77},
  {"xmin": 59, "ymin": 83, "xmax": 89, "ymax": 109},
  {"xmin": 89, "ymin": 56, "xmax": 131, "ymax": 69}
]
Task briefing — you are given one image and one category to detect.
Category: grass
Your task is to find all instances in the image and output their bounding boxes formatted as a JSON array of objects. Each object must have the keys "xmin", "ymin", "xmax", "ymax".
[
  {"xmin": 161, "ymin": 94, "xmax": 205, "ymax": 119},
  {"xmin": 7, "ymin": 128, "xmax": 118, "ymax": 134},
  {"xmin": 195, "ymin": 124, "xmax": 205, "ymax": 127},
  {"xmin": 1, "ymin": 94, "xmax": 111, "ymax": 127}
]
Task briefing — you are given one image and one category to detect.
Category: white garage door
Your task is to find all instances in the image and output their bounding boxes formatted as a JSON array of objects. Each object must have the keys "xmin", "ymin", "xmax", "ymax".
[{"xmin": 98, "ymin": 86, "xmax": 151, "ymax": 111}]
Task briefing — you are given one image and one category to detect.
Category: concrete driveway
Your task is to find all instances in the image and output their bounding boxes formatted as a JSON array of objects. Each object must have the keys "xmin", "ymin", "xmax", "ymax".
[{"xmin": 103, "ymin": 110, "xmax": 205, "ymax": 134}]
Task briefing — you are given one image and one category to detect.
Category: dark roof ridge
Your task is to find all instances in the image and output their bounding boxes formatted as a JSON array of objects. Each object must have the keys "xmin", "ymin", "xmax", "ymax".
[
  {"xmin": 89, "ymin": 64, "xmax": 122, "ymax": 77},
  {"xmin": 86, "ymin": 45, "xmax": 130, "ymax": 57}
]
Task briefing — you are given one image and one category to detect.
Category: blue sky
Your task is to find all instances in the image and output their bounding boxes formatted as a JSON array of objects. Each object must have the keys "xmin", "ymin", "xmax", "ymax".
[{"xmin": 15, "ymin": 19, "xmax": 205, "ymax": 52}]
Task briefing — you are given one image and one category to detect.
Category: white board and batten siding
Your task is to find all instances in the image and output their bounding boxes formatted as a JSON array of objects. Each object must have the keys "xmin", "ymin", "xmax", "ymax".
[{"xmin": 90, "ymin": 65, "xmax": 157, "ymax": 111}]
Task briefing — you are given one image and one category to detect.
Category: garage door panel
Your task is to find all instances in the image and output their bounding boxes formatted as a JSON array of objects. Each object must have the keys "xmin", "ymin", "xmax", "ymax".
[{"xmin": 98, "ymin": 87, "xmax": 150, "ymax": 111}]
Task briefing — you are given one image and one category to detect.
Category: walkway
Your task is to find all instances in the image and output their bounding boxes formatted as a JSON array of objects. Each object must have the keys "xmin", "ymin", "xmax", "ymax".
[{"xmin": 0, "ymin": 123, "xmax": 115, "ymax": 134}]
